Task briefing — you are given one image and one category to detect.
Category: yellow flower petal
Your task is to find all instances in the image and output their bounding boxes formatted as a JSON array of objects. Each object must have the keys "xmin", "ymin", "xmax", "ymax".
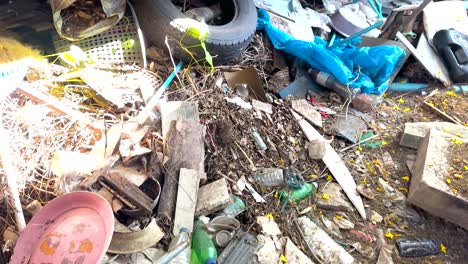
[
  {"xmin": 456, "ymin": 133, "xmax": 462, "ymax": 137},
  {"xmin": 440, "ymin": 243, "xmax": 447, "ymax": 254},
  {"xmin": 398, "ymin": 187, "xmax": 408, "ymax": 193},
  {"xmin": 382, "ymin": 141, "xmax": 388, "ymax": 146},
  {"xmin": 397, "ymin": 98, "xmax": 405, "ymax": 104},
  {"xmin": 358, "ymin": 146, "xmax": 363, "ymax": 152},
  {"xmin": 403, "ymin": 107, "xmax": 410, "ymax": 113},
  {"xmin": 280, "ymin": 254, "xmax": 288, "ymax": 262},
  {"xmin": 385, "ymin": 232, "xmax": 394, "ymax": 239},
  {"xmin": 267, "ymin": 213, "xmax": 274, "ymax": 220},
  {"xmin": 335, "ymin": 215, "xmax": 343, "ymax": 220},
  {"xmin": 402, "ymin": 176, "xmax": 410, "ymax": 181},
  {"xmin": 376, "ymin": 187, "xmax": 383, "ymax": 192},
  {"xmin": 454, "ymin": 174, "xmax": 463, "ymax": 179},
  {"xmin": 451, "ymin": 138, "xmax": 463, "ymax": 145},
  {"xmin": 446, "ymin": 178, "xmax": 452, "ymax": 184},
  {"xmin": 452, "ymin": 189, "xmax": 458, "ymax": 194},
  {"xmin": 446, "ymin": 91, "xmax": 455, "ymax": 97},
  {"xmin": 393, "ymin": 106, "xmax": 401, "ymax": 111},
  {"xmin": 326, "ymin": 175, "xmax": 333, "ymax": 181},
  {"xmin": 322, "ymin": 194, "xmax": 329, "ymax": 200},
  {"xmin": 464, "ymin": 165, "xmax": 468, "ymax": 171}
]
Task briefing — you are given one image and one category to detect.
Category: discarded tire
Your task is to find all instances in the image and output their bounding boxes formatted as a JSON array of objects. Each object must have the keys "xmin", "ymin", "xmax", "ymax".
[{"xmin": 134, "ymin": 0, "xmax": 257, "ymax": 64}]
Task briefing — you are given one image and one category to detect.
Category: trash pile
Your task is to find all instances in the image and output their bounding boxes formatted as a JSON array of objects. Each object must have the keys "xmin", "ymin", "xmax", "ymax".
[{"xmin": 0, "ymin": 0, "xmax": 467, "ymax": 263}]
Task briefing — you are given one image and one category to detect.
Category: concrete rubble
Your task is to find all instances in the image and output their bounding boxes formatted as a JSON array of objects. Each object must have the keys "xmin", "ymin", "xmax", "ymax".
[{"xmin": 408, "ymin": 129, "xmax": 468, "ymax": 230}]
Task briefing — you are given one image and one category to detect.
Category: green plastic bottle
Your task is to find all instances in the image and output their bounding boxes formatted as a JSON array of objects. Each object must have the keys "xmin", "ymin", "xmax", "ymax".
[
  {"xmin": 279, "ymin": 182, "xmax": 318, "ymax": 203},
  {"xmin": 191, "ymin": 220, "xmax": 217, "ymax": 264}
]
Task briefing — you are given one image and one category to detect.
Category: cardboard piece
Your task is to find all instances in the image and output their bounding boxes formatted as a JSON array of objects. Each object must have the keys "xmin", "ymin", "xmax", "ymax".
[{"xmin": 224, "ymin": 67, "xmax": 267, "ymax": 102}]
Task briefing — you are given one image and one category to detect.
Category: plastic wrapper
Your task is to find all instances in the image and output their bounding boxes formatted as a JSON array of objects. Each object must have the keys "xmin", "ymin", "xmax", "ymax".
[{"xmin": 257, "ymin": 9, "xmax": 405, "ymax": 95}]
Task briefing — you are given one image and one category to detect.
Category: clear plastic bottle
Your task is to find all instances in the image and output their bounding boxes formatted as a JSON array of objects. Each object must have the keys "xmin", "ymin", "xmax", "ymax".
[
  {"xmin": 191, "ymin": 221, "xmax": 217, "ymax": 264},
  {"xmin": 169, "ymin": 227, "xmax": 191, "ymax": 264},
  {"xmin": 254, "ymin": 168, "xmax": 284, "ymax": 187}
]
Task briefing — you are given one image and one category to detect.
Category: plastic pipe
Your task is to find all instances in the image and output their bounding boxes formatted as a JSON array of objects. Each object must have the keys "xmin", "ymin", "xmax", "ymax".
[
  {"xmin": 388, "ymin": 83, "xmax": 429, "ymax": 92},
  {"xmin": 453, "ymin": 84, "xmax": 468, "ymax": 93},
  {"xmin": 389, "ymin": 83, "xmax": 468, "ymax": 93}
]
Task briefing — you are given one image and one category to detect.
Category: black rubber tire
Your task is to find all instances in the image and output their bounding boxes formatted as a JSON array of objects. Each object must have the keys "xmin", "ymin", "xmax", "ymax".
[{"xmin": 134, "ymin": 0, "xmax": 257, "ymax": 64}]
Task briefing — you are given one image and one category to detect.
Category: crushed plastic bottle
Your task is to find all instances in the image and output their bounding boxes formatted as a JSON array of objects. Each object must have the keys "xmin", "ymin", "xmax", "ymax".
[
  {"xmin": 223, "ymin": 195, "xmax": 246, "ymax": 217},
  {"xmin": 296, "ymin": 216, "xmax": 354, "ymax": 264},
  {"xmin": 254, "ymin": 168, "xmax": 284, "ymax": 187},
  {"xmin": 279, "ymin": 182, "xmax": 318, "ymax": 203},
  {"xmin": 168, "ymin": 227, "xmax": 191, "ymax": 264},
  {"xmin": 192, "ymin": 220, "xmax": 217, "ymax": 264},
  {"xmin": 396, "ymin": 239, "xmax": 440, "ymax": 258}
]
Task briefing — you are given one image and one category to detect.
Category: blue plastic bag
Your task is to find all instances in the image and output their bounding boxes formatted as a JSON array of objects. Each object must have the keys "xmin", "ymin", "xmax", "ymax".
[{"xmin": 257, "ymin": 9, "xmax": 406, "ymax": 94}]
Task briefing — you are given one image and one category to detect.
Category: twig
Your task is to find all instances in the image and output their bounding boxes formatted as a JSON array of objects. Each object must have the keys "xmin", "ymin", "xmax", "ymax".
[
  {"xmin": 234, "ymin": 142, "xmax": 256, "ymax": 170},
  {"xmin": 417, "ymin": 97, "xmax": 463, "ymax": 125},
  {"xmin": 216, "ymin": 171, "xmax": 236, "ymax": 184}
]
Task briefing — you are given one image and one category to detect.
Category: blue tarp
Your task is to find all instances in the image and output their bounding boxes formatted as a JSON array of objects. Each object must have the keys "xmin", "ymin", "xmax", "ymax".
[{"xmin": 257, "ymin": 9, "xmax": 406, "ymax": 95}]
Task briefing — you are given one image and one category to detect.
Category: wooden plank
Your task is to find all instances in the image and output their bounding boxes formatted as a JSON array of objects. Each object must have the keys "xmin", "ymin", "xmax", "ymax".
[
  {"xmin": 160, "ymin": 101, "xmax": 200, "ymax": 138},
  {"xmin": 173, "ymin": 168, "xmax": 201, "ymax": 235},
  {"xmin": 396, "ymin": 32, "xmax": 451, "ymax": 86},
  {"xmin": 157, "ymin": 120, "xmax": 205, "ymax": 229},
  {"xmin": 102, "ymin": 172, "xmax": 154, "ymax": 215},
  {"xmin": 291, "ymin": 99, "xmax": 322, "ymax": 128},
  {"xmin": 291, "ymin": 110, "xmax": 366, "ymax": 220}
]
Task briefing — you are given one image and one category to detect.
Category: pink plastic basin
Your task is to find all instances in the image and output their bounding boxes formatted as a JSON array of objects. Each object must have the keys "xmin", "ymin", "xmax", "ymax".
[{"xmin": 11, "ymin": 191, "xmax": 114, "ymax": 264}]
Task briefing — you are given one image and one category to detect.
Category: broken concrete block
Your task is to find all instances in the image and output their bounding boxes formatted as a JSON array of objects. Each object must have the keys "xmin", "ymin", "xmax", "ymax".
[
  {"xmin": 173, "ymin": 168, "xmax": 201, "ymax": 235},
  {"xmin": 196, "ymin": 178, "xmax": 231, "ymax": 216},
  {"xmin": 308, "ymin": 139, "xmax": 328, "ymax": 159},
  {"xmin": 400, "ymin": 122, "xmax": 468, "ymax": 149},
  {"xmin": 252, "ymin": 99, "xmax": 273, "ymax": 114},
  {"xmin": 378, "ymin": 178, "xmax": 406, "ymax": 203},
  {"xmin": 331, "ymin": 116, "xmax": 367, "ymax": 143},
  {"xmin": 370, "ymin": 210, "xmax": 383, "ymax": 224},
  {"xmin": 317, "ymin": 182, "xmax": 353, "ymax": 212},
  {"xmin": 408, "ymin": 129, "xmax": 468, "ymax": 230},
  {"xmin": 257, "ymin": 216, "xmax": 282, "ymax": 236},
  {"xmin": 291, "ymin": 99, "xmax": 322, "ymax": 127}
]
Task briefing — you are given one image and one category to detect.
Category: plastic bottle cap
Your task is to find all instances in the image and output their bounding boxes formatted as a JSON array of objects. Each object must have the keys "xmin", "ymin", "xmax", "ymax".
[
  {"xmin": 179, "ymin": 227, "xmax": 191, "ymax": 234},
  {"xmin": 205, "ymin": 258, "xmax": 217, "ymax": 264}
]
